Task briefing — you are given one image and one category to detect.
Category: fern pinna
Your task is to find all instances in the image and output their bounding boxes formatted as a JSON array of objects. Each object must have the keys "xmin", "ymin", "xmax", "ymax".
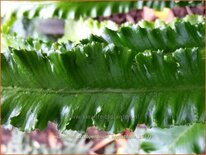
[{"xmin": 1, "ymin": 1, "xmax": 205, "ymax": 154}]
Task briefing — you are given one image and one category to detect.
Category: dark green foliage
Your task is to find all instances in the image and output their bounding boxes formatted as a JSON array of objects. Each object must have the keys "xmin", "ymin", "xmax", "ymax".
[{"xmin": 2, "ymin": 41, "xmax": 204, "ymax": 132}]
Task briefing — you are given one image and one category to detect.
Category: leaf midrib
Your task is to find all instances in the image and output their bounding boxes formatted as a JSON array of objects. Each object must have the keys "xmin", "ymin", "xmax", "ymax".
[
  {"xmin": 2, "ymin": 85, "xmax": 204, "ymax": 95},
  {"xmin": 167, "ymin": 123, "xmax": 198, "ymax": 150}
]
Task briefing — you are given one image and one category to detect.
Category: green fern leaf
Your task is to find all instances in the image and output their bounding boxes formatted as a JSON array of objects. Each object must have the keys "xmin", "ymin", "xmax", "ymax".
[
  {"xmin": 103, "ymin": 20, "xmax": 205, "ymax": 52},
  {"xmin": 2, "ymin": 42, "xmax": 204, "ymax": 133},
  {"xmin": 4, "ymin": 1, "xmax": 204, "ymax": 20}
]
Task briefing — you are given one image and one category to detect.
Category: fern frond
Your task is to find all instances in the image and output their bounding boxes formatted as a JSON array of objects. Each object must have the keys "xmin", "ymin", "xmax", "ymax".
[{"xmin": 2, "ymin": 42, "xmax": 204, "ymax": 133}]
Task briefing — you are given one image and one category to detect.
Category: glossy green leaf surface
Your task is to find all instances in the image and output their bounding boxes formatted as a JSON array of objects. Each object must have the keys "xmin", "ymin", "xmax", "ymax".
[
  {"xmin": 1, "ymin": 34, "xmax": 75, "ymax": 54},
  {"xmin": 2, "ymin": 42, "xmax": 204, "ymax": 133},
  {"xmin": 4, "ymin": 2, "xmax": 139, "ymax": 20},
  {"xmin": 61, "ymin": 15, "xmax": 205, "ymax": 44},
  {"xmin": 103, "ymin": 20, "xmax": 205, "ymax": 52},
  {"xmin": 2, "ymin": 16, "xmax": 205, "ymax": 53}
]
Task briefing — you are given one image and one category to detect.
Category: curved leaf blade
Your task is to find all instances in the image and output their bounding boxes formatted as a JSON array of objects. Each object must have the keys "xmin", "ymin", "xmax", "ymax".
[
  {"xmin": 1, "ymin": 42, "xmax": 205, "ymax": 132},
  {"xmin": 4, "ymin": 1, "xmax": 204, "ymax": 20},
  {"xmin": 103, "ymin": 21, "xmax": 205, "ymax": 52}
]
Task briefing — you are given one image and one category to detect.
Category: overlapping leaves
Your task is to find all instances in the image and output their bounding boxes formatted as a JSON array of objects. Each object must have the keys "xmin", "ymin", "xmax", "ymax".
[
  {"xmin": 62, "ymin": 15, "xmax": 205, "ymax": 45},
  {"xmin": 2, "ymin": 15, "xmax": 205, "ymax": 53},
  {"xmin": 1, "ymin": 2, "xmax": 205, "ymax": 154}
]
